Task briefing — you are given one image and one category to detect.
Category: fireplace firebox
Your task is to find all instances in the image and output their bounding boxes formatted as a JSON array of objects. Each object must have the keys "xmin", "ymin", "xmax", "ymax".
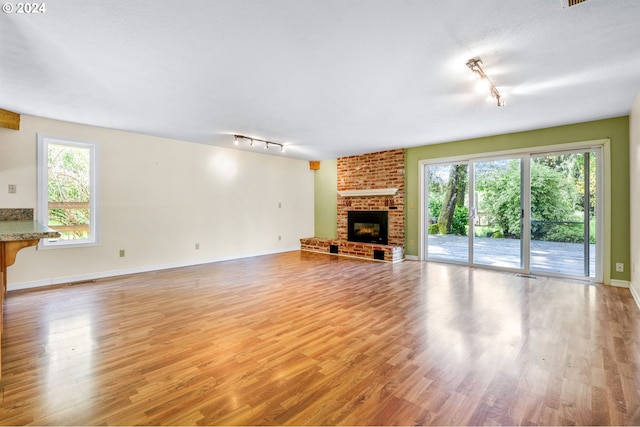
[{"xmin": 347, "ymin": 210, "xmax": 388, "ymax": 245}]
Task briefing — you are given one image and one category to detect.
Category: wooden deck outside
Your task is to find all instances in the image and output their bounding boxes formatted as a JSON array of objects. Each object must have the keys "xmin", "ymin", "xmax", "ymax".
[{"xmin": 0, "ymin": 251, "xmax": 638, "ymax": 425}]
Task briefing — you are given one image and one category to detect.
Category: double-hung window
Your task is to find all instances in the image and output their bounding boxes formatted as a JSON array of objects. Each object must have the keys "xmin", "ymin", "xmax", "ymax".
[{"xmin": 37, "ymin": 135, "xmax": 99, "ymax": 248}]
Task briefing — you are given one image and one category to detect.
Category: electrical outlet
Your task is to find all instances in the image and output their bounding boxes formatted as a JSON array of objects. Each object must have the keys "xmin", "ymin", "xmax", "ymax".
[
  {"xmin": 8, "ymin": 184, "xmax": 16, "ymax": 194},
  {"xmin": 278, "ymin": 235, "xmax": 282, "ymax": 241},
  {"xmin": 195, "ymin": 243, "xmax": 200, "ymax": 250},
  {"xmin": 615, "ymin": 262, "xmax": 624, "ymax": 272},
  {"xmin": 119, "ymin": 249, "xmax": 125, "ymax": 258}
]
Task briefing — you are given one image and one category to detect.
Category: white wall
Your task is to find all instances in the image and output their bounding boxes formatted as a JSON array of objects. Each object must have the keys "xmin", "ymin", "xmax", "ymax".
[
  {"xmin": 0, "ymin": 115, "xmax": 314, "ymax": 289},
  {"xmin": 630, "ymin": 92, "xmax": 640, "ymax": 308}
]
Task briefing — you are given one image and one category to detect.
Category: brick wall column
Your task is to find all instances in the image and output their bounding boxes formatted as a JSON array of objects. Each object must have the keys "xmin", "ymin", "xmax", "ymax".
[{"xmin": 336, "ymin": 149, "xmax": 405, "ymax": 246}]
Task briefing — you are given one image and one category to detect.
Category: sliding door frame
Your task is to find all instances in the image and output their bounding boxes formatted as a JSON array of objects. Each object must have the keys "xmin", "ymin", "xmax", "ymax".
[
  {"xmin": 419, "ymin": 139, "xmax": 609, "ymax": 283},
  {"xmin": 528, "ymin": 146, "xmax": 604, "ymax": 281},
  {"xmin": 421, "ymin": 160, "xmax": 470, "ymax": 265},
  {"xmin": 468, "ymin": 155, "xmax": 529, "ymax": 273}
]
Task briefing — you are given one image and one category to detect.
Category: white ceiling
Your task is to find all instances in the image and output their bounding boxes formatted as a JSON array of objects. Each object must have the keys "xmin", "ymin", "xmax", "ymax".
[{"xmin": 2, "ymin": 0, "xmax": 640, "ymax": 160}]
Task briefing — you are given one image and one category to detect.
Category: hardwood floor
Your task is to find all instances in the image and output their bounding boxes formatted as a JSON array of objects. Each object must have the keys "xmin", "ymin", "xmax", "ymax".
[{"xmin": 1, "ymin": 251, "xmax": 639, "ymax": 425}]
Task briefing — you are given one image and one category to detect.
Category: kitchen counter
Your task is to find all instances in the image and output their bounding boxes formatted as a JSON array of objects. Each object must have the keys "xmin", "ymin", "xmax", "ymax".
[
  {"xmin": 0, "ymin": 214, "xmax": 60, "ymax": 379},
  {"xmin": 0, "ymin": 220, "xmax": 61, "ymax": 290},
  {"xmin": 0, "ymin": 220, "xmax": 62, "ymax": 241}
]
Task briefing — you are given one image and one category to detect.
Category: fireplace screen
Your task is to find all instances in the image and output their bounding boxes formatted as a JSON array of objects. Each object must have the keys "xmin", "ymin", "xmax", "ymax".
[
  {"xmin": 347, "ymin": 211, "xmax": 388, "ymax": 244},
  {"xmin": 355, "ymin": 222, "xmax": 380, "ymax": 238}
]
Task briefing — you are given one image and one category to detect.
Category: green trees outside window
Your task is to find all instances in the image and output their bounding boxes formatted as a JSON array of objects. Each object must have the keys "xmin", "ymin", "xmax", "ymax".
[
  {"xmin": 47, "ymin": 143, "xmax": 92, "ymax": 240},
  {"xmin": 428, "ymin": 153, "xmax": 596, "ymax": 243}
]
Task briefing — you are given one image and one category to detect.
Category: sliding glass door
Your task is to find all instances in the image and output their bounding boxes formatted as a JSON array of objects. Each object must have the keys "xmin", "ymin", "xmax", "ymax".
[
  {"xmin": 472, "ymin": 158, "xmax": 523, "ymax": 269},
  {"xmin": 425, "ymin": 163, "xmax": 469, "ymax": 263},
  {"xmin": 529, "ymin": 150, "xmax": 598, "ymax": 278},
  {"xmin": 423, "ymin": 146, "xmax": 601, "ymax": 280}
]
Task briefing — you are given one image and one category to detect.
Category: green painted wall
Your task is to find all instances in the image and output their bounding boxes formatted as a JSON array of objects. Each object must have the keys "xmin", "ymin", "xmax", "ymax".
[
  {"xmin": 314, "ymin": 159, "xmax": 338, "ymax": 239},
  {"xmin": 314, "ymin": 116, "xmax": 630, "ymax": 283}
]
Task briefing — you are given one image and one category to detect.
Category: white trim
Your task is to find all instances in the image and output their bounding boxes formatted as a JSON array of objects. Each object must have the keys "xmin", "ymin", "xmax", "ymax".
[
  {"xmin": 36, "ymin": 134, "xmax": 100, "ymax": 248},
  {"xmin": 7, "ymin": 247, "xmax": 299, "ymax": 292},
  {"xmin": 416, "ymin": 139, "xmax": 608, "ymax": 167},
  {"xmin": 338, "ymin": 188, "xmax": 398, "ymax": 197},
  {"xmin": 405, "ymin": 254, "xmax": 419, "ymax": 261},
  {"xmin": 630, "ymin": 284, "xmax": 640, "ymax": 311},
  {"xmin": 602, "ymin": 140, "xmax": 611, "ymax": 285},
  {"xmin": 418, "ymin": 164, "xmax": 426, "ymax": 260},
  {"xmin": 522, "ymin": 156, "xmax": 531, "ymax": 273},
  {"xmin": 609, "ymin": 279, "xmax": 630, "ymax": 289}
]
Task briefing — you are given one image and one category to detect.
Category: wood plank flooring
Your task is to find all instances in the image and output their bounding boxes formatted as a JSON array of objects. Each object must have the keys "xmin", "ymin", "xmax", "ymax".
[{"xmin": 1, "ymin": 251, "xmax": 639, "ymax": 425}]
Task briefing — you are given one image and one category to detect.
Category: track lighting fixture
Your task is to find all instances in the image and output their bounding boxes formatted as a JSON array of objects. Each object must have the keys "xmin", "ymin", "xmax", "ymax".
[
  {"xmin": 466, "ymin": 57, "xmax": 505, "ymax": 107},
  {"xmin": 233, "ymin": 134, "xmax": 286, "ymax": 152}
]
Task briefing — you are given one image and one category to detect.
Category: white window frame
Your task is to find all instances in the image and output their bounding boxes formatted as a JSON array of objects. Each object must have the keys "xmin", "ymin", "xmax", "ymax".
[{"xmin": 37, "ymin": 134, "xmax": 100, "ymax": 248}]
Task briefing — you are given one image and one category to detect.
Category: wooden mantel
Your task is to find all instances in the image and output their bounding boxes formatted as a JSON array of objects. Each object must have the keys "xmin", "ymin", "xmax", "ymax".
[
  {"xmin": 0, "ymin": 108, "xmax": 20, "ymax": 130},
  {"xmin": 337, "ymin": 188, "xmax": 398, "ymax": 197}
]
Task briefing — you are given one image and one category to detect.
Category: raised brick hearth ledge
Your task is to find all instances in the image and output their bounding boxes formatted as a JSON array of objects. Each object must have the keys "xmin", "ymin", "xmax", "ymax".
[{"xmin": 300, "ymin": 237, "xmax": 404, "ymax": 263}]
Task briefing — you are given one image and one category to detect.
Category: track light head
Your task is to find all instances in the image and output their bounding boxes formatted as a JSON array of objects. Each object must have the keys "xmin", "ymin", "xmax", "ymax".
[
  {"xmin": 466, "ymin": 57, "xmax": 505, "ymax": 107},
  {"xmin": 232, "ymin": 134, "xmax": 286, "ymax": 153}
]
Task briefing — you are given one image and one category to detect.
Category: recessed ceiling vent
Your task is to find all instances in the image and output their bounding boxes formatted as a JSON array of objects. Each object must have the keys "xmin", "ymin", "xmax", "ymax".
[{"xmin": 561, "ymin": 0, "xmax": 588, "ymax": 8}]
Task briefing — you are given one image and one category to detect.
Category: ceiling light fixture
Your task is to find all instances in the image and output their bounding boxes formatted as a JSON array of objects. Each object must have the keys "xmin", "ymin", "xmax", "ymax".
[
  {"xmin": 466, "ymin": 57, "xmax": 505, "ymax": 107},
  {"xmin": 233, "ymin": 134, "xmax": 285, "ymax": 153}
]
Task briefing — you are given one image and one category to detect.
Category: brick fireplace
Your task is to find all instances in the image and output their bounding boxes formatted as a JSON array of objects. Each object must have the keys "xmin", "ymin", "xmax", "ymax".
[{"xmin": 301, "ymin": 149, "xmax": 405, "ymax": 262}]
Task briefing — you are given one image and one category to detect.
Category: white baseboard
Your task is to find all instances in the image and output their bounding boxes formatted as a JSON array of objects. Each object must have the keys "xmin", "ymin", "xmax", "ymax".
[
  {"xmin": 610, "ymin": 279, "xmax": 631, "ymax": 288},
  {"xmin": 7, "ymin": 247, "xmax": 299, "ymax": 292},
  {"xmin": 405, "ymin": 255, "xmax": 419, "ymax": 261},
  {"xmin": 631, "ymin": 284, "xmax": 640, "ymax": 311}
]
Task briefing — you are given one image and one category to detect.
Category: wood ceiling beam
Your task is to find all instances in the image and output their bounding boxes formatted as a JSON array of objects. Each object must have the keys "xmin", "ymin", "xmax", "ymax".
[{"xmin": 0, "ymin": 108, "xmax": 20, "ymax": 130}]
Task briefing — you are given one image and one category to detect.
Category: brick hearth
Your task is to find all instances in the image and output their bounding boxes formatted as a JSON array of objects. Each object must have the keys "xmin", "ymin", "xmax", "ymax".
[
  {"xmin": 301, "ymin": 149, "xmax": 405, "ymax": 262},
  {"xmin": 300, "ymin": 237, "xmax": 404, "ymax": 263}
]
